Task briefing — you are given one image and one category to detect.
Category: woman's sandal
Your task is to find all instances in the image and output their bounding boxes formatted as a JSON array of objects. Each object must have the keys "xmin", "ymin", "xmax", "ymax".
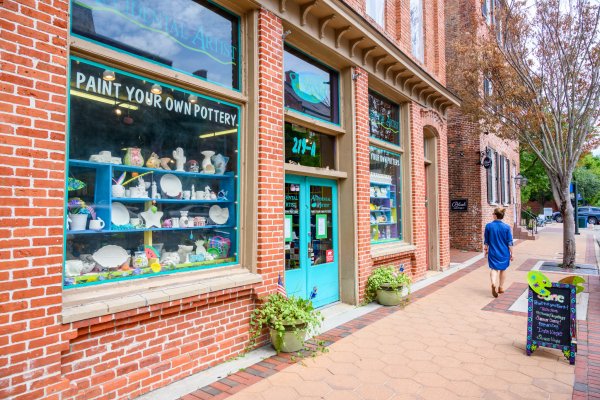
[
  {"xmin": 498, "ymin": 287, "xmax": 505, "ymax": 294},
  {"xmin": 491, "ymin": 285, "xmax": 498, "ymax": 298}
]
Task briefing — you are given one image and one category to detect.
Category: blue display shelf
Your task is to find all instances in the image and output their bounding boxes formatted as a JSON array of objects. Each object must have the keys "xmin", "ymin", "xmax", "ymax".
[
  {"xmin": 66, "ymin": 224, "xmax": 235, "ymax": 235},
  {"xmin": 69, "ymin": 159, "xmax": 234, "ymax": 180},
  {"xmin": 112, "ymin": 198, "xmax": 234, "ymax": 204}
]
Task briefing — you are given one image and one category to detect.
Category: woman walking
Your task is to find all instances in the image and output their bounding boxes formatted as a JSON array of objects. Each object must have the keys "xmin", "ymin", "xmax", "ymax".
[{"xmin": 484, "ymin": 207, "xmax": 514, "ymax": 298}]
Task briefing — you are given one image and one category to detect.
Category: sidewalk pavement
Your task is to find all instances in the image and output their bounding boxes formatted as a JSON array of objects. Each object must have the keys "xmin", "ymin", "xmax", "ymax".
[{"xmin": 173, "ymin": 228, "xmax": 598, "ymax": 400}]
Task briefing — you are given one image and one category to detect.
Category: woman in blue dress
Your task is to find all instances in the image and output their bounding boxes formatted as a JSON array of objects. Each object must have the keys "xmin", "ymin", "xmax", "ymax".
[{"xmin": 484, "ymin": 208, "xmax": 514, "ymax": 298}]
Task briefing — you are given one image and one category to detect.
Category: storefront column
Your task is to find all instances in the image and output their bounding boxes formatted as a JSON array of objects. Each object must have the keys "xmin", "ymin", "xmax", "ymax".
[
  {"xmin": 255, "ymin": 8, "xmax": 285, "ymax": 295},
  {"xmin": 353, "ymin": 67, "xmax": 373, "ymax": 302},
  {"xmin": 437, "ymin": 121, "xmax": 450, "ymax": 268},
  {"xmin": 410, "ymin": 104, "xmax": 428, "ymax": 278},
  {"xmin": 0, "ymin": 1, "xmax": 72, "ymax": 398}
]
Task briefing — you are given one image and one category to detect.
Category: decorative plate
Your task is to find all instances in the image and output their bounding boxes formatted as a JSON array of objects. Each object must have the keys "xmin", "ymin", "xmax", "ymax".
[
  {"xmin": 93, "ymin": 245, "xmax": 129, "ymax": 269},
  {"xmin": 160, "ymin": 174, "xmax": 182, "ymax": 198},
  {"xmin": 209, "ymin": 205, "xmax": 229, "ymax": 225},
  {"xmin": 111, "ymin": 202, "xmax": 130, "ymax": 226}
]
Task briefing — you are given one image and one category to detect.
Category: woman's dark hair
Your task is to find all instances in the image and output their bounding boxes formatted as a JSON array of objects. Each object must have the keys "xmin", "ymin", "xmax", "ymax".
[{"xmin": 494, "ymin": 207, "xmax": 506, "ymax": 219}]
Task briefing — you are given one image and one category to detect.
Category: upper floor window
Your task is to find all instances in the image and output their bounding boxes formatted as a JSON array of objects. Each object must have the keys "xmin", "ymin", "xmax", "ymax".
[
  {"xmin": 410, "ymin": 0, "xmax": 424, "ymax": 62},
  {"xmin": 71, "ymin": 0, "xmax": 240, "ymax": 90},
  {"xmin": 284, "ymin": 45, "xmax": 340, "ymax": 124},
  {"xmin": 366, "ymin": 0, "xmax": 386, "ymax": 27}
]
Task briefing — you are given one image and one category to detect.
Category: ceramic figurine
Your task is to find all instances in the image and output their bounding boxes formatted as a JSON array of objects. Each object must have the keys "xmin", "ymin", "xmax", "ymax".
[
  {"xmin": 159, "ymin": 157, "xmax": 173, "ymax": 170},
  {"xmin": 123, "ymin": 147, "xmax": 144, "ymax": 167},
  {"xmin": 186, "ymin": 160, "xmax": 200, "ymax": 173},
  {"xmin": 201, "ymin": 150, "xmax": 215, "ymax": 174},
  {"xmin": 173, "ymin": 147, "xmax": 186, "ymax": 172},
  {"xmin": 177, "ymin": 245, "xmax": 194, "ymax": 263},
  {"xmin": 146, "ymin": 152, "xmax": 161, "ymax": 169},
  {"xmin": 190, "ymin": 184, "xmax": 196, "ymax": 199},
  {"xmin": 151, "ymin": 181, "xmax": 158, "ymax": 199},
  {"xmin": 204, "ymin": 185, "xmax": 211, "ymax": 199},
  {"xmin": 195, "ymin": 240, "xmax": 208, "ymax": 255}
]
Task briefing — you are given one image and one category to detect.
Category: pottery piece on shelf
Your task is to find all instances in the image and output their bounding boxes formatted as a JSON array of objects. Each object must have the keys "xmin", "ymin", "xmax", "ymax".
[
  {"xmin": 93, "ymin": 245, "xmax": 129, "ymax": 269},
  {"xmin": 160, "ymin": 174, "xmax": 182, "ymax": 198},
  {"xmin": 173, "ymin": 147, "xmax": 186, "ymax": 172},
  {"xmin": 180, "ymin": 211, "xmax": 190, "ymax": 227},
  {"xmin": 186, "ymin": 160, "xmax": 199, "ymax": 172},
  {"xmin": 112, "ymin": 184, "xmax": 125, "ymax": 198},
  {"xmin": 111, "ymin": 202, "xmax": 130, "ymax": 226},
  {"xmin": 89, "ymin": 218, "xmax": 105, "ymax": 231},
  {"xmin": 159, "ymin": 157, "xmax": 173, "ymax": 170},
  {"xmin": 160, "ymin": 252, "xmax": 180, "ymax": 266},
  {"xmin": 146, "ymin": 152, "xmax": 161, "ymax": 169},
  {"xmin": 209, "ymin": 205, "xmax": 229, "ymax": 225},
  {"xmin": 177, "ymin": 245, "xmax": 194, "ymax": 263},
  {"xmin": 65, "ymin": 260, "xmax": 84, "ymax": 277},
  {"xmin": 195, "ymin": 240, "xmax": 208, "ymax": 255},
  {"xmin": 133, "ymin": 251, "xmax": 149, "ymax": 268},
  {"xmin": 68, "ymin": 214, "xmax": 88, "ymax": 231},
  {"xmin": 140, "ymin": 209, "xmax": 163, "ymax": 228},
  {"xmin": 212, "ymin": 154, "xmax": 229, "ymax": 175},
  {"xmin": 123, "ymin": 147, "xmax": 144, "ymax": 167},
  {"xmin": 201, "ymin": 150, "xmax": 215, "ymax": 174}
]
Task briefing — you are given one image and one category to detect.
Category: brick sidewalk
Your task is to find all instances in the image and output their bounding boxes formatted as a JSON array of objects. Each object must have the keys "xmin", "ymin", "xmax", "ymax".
[{"xmin": 177, "ymin": 230, "xmax": 597, "ymax": 400}]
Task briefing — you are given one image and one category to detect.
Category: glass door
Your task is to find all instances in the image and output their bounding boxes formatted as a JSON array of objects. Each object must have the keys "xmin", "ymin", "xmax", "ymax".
[{"xmin": 284, "ymin": 176, "xmax": 339, "ymax": 308}]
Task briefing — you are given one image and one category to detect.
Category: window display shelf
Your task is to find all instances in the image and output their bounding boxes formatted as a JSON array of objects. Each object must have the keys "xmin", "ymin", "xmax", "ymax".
[
  {"xmin": 69, "ymin": 159, "xmax": 234, "ymax": 179},
  {"xmin": 112, "ymin": 198, "xmax": 233, "ymax": 204},
  {"xmin": 67, "ymin": 224, "xmax": 235, "ymax": 235},
  {"xmin": 371, "ymin": 208, "xmax": 391, "ymax": 212},
  {"xmin": 370, "ymin": 221, "xmax": 396, "ymax": 226}
]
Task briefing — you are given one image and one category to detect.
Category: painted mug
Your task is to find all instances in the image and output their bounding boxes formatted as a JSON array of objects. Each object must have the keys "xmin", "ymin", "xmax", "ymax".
[{"xmin": 89, "ymin": 218, "xmax": 105, "ymax": 231}]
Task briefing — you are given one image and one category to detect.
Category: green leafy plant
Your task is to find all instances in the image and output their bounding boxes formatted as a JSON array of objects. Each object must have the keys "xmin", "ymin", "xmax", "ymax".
[
  {"xmin": 248, "ymin": 293, "xmax": 324, "ymax": 354},
  {"xmin": 364, "ymin": 265, "xmax": 412, "ymax": 304}
]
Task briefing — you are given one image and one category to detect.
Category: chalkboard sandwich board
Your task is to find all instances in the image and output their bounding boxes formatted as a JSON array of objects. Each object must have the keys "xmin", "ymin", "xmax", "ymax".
[{"xmin": 526, "ymin": 282, "xmax": 577, "ymax": 364}]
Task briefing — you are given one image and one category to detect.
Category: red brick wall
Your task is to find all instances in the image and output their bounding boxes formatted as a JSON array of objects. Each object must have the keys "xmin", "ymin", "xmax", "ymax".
[
  {"xmin": 0, "ymin": 1, "xmax": 72, "ymax": 398},
  {"xmin": 445, "ymin": 0, "xmax": 520, "ymax": 251},
  {"xmin": 254, "ymin": 9, "xmax": 285, "ymax": 295},
  {"xmin": 354, "ymin": 68, "xmax": 374, "ymax": 301},
  {"xmin": 342, "ymin": 0, "xmax": 446, "ymax": 83}
]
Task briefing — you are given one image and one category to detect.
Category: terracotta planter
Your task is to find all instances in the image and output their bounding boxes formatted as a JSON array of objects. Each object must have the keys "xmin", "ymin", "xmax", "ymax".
[
  {"xmin": 376, "ymin": 284, "xmax": 404, "ymax": 306},
  {"xmin": 269, "ymin": 321, "xmax": 307, "ymax": 353}
]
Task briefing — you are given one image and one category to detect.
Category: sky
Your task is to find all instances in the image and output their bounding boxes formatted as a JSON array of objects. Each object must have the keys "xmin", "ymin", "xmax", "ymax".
[{"xmin": 594, "ymin": 147, "xmax": 600, "ymax": 157}]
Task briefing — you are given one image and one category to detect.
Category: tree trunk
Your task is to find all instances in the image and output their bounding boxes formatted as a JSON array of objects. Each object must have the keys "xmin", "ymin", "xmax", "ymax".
[{"xmin": 559, "ymin": 187, "xmax": 576, "ymax": 269}]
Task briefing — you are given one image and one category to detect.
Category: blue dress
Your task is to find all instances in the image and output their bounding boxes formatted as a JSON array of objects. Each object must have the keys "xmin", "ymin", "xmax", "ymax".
[{"xmin": 484, "ymin": 220, "xmax": 513, "ymax": 271}]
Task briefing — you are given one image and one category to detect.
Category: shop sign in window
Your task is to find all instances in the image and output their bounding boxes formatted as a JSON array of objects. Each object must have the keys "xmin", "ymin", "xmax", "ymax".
[
  {"xmin": 71, "ymin": 0, "xmax": 240, "ymax": 89},
  {"xmin": 284, "ymin": 46, "xmax": 339, "ymax": 124},
  {"xmin": 369, "ymin": 147, "xmax": 402, "ymax": 243},
  {"xmin": 64, "ymin": 57, "xmax": 239, "ymax": 287},
  {"xmin": 284, "ymin": 123, "xmax": 335, "ymax": 169},
  {"xmin": 369, "ymin": 91, "xmax": 400, "ymax": 145}
]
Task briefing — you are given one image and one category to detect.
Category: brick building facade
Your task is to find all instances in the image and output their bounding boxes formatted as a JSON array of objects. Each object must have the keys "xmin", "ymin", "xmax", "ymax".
[
  {"xmin": 445, "ymin": 0, "xmax": 521, "ymax": 252},
  {"xmin": 0, "ymin": 0, "xmax": 457, "ymax": 398}
]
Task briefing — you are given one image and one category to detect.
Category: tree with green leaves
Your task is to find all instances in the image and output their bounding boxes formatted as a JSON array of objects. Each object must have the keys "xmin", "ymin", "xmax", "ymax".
[{"xmin": 450, "ymin": 0, "xmax": 600, "ymax": 268}]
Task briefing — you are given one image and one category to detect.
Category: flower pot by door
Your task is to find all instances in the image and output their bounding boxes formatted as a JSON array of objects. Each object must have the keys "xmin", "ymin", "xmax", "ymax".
[
  {"xmin": 269, "ymin": 323, "xmax": 307, "ymax": 353},
  {"xmin": 376, "ymin": 286, "xmax": 404, "ymax": 306}
]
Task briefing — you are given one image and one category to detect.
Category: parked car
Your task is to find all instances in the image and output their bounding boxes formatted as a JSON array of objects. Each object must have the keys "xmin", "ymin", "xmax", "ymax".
[{"xmin": 553, "ymin": 207, "xmax": 600, "ymax": 224}]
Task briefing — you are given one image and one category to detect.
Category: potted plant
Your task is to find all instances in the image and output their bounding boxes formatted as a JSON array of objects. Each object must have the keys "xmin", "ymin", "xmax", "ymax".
[
  {"xmin": 67, "ymin": 198, "xmax": 96, "ymax": 231},
  {"xmin": 249, "ymin": 294, "xmax": 323, "ymax": 353},
  {"xmin": 365, "ymin": 265, "xmax": 411, "ymax": 306}
]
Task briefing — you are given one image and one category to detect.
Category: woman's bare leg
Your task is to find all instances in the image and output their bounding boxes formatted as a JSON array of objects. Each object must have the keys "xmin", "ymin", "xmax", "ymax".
[
  {"xmin": 490, "ymin": 269, "xmax": 499, "ymax": 297},
  {"xmin": 498, "ymin": 270, "xmax": 506, "ymax": 293}
]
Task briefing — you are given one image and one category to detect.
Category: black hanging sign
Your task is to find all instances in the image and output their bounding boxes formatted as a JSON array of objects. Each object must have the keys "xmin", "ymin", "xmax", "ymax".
[
  {"xmin": 450, "ymin": 199, "xmax": 468, "ymax": 212},
  {"xmin": 526, "ymin": 282, "xmax": 576, "ymax": 364},
  {"xmin": 482, "ymin": 156, "xmax": 492, "ymax": 169}
]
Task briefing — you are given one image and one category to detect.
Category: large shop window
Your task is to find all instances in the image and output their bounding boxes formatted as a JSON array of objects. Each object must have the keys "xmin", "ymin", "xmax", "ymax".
[
  {"xmin": 370, "ymin": 147, "xmax": 402, "ymax": 243},
  {"xmin": 284, "ymin": 46, "xmax": 339, "ymax": 124},
  {"xmin": 369, "ymin": 91, "xmax": 401, "ymax": 145},
  {"xmin": 284, "ymin": 123, "xmax": 335, "ymax": 168},
  {"xmin": 64, "ymin": 57, "xmax": 239, "ymax": 287},
  {"xmin": 71, "ymin": 0, "xmax": 240, "ymax": 90},
  {"xmin": 410, "ymin": 0, "xmax": 424, "ymax": 62}
]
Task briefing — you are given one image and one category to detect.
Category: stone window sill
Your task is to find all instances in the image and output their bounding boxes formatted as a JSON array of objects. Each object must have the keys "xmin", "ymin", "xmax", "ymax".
[
  {"xmin": 62, "ymin": 267, "xmax": 261, "ymax": 323},
  {"xmin": 371, "ymin": 242, "xmax": 417, "ymax": 259}
]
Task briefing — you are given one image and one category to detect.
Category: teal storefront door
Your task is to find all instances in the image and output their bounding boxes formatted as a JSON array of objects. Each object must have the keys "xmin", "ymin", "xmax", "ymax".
[{"xmin": 284, "ymin": 175, "xmax": 339, "ymax": 308}]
